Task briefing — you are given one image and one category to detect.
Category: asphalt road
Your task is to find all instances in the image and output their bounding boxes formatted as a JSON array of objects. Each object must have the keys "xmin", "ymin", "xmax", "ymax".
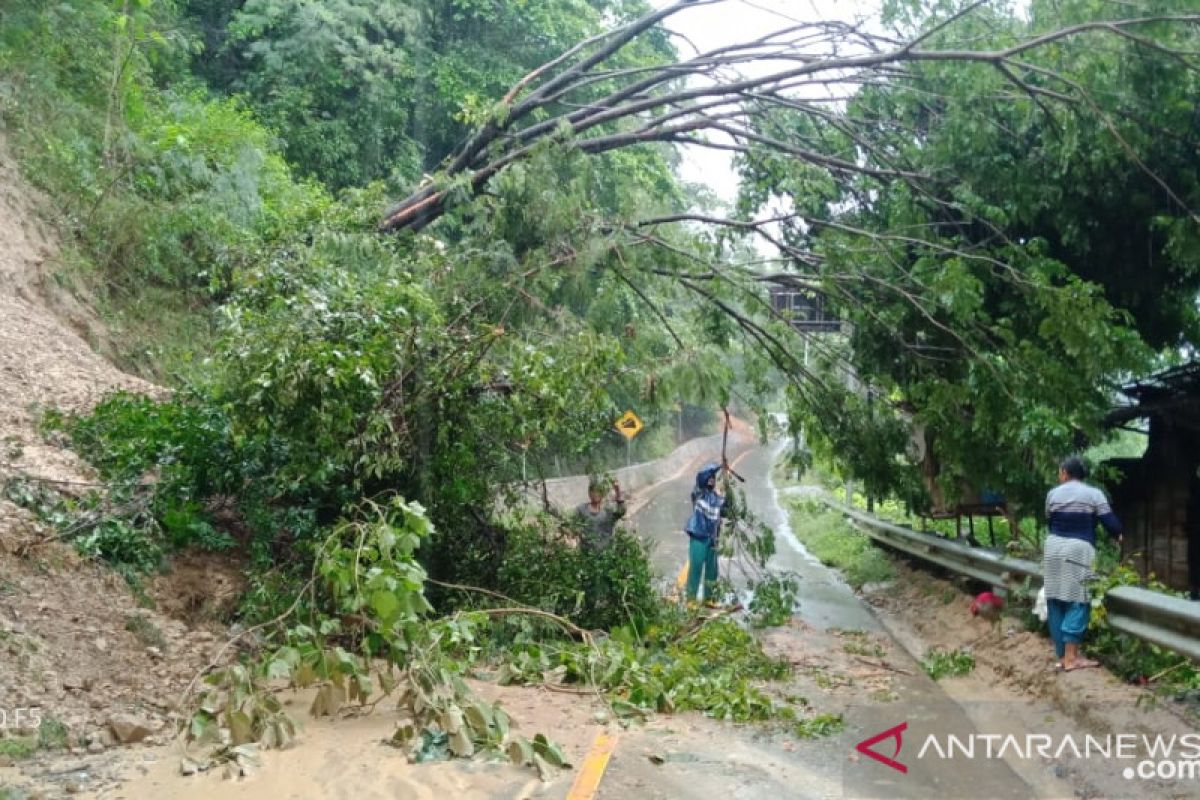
[{"xmin": 594, "ymin": 438, "xmax": 1035, "ymax": 800}]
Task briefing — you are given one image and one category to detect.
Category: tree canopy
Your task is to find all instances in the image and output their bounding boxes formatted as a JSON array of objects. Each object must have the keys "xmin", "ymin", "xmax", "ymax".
[
  {"xmin": 373, "ymin": 0, "xmax": 1200, "ymax": 510},
  {"xmin": 6, "ymin": 0, "xmax": 1200, "ymax": 526}
]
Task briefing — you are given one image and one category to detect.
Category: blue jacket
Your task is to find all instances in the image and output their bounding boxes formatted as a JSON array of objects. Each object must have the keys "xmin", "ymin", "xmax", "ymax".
[{"xmin": 685, "ymin": 463, "xmax": 726, "ymax": 542}]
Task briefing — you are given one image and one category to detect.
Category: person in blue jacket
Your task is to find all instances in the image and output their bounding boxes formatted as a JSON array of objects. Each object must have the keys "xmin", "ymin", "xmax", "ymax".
[{"xmin": 684, "ymin": 462, "xmax": 727, "ymax": 604}]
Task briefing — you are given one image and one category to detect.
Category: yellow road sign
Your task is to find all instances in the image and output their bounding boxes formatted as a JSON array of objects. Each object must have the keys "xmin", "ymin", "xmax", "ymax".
[{"xmin": 614, "ymin": 410, "xmax": 644, "ymax": 440}]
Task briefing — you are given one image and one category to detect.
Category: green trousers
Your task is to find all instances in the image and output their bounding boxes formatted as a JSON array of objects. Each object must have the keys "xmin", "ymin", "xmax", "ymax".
[{"xmin": 686, "ymin": 536, "xmax": 719, "ymax": 601}]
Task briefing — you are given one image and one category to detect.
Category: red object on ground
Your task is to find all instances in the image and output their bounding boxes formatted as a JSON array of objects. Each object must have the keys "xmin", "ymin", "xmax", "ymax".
[{"xmin": 970, "ymin": 591, "xmax": 1003, "ymax": 618}]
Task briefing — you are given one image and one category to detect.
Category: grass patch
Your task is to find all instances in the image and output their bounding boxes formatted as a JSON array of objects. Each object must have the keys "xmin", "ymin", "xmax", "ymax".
[
  {"xmin": 37, "ymin": 716, "xmax": 68, "ymax": 751},
  {"xmin": 786, "ymin": 501, "xmax": 895, "ymax": 589},
  {"xmin": 842, "ymin": 640, "xmax": 886, "ymax": 658},
  {"xmin": 921, "ymin": 647, "xmax": 975, "ymax": 679},
  {"xmin": 125, "ymin": 614, "xmax": 168, "ymax": 651},
  {"xmin": 0, "ymin": 736, "xmax": 37, "ymax": 760},
  {"xmin": 792, "ymin": 712, "xmax": 845, "ymax": 739}
]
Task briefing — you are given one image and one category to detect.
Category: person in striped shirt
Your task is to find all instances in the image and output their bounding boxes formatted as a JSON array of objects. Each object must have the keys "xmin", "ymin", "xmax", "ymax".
[{"xmin": 1043, "ymin": 456, "xmax": 1123, "ymax": 671}]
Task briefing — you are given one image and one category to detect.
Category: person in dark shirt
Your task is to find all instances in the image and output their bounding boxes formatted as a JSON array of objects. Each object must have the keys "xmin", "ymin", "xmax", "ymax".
[{"xmin": 574, "ymin": 476, "xmax": 625, "ymax": 550}]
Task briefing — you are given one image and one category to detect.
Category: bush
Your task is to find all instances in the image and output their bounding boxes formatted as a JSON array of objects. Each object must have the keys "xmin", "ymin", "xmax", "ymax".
[
  {"xmin": 493, "ymin": 520, "xmax": 660, "ymax": 632},
  {"xmin": 1086, "ymin": 565, "xmax": 1200, "ymax": 691},
  {"xmin": 31, "ymin": 394, "xmax": 242, "ymax": 575},
  {"xmin": 0, "ymin": 737, "xmax": 37, "ymax": 760}
]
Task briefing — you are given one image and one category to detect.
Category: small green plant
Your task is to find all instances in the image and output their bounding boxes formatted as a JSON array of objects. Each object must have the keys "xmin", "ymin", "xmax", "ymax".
[
  {"xmin": 921, "ymin": 648, "xmax": 975, "ymax": 679},
  {"xmin": 37, "ymin": 715, "xmax": 69, "ymax": 750},
  {"xmin": 792, "ymin": 712, "xmax": 845, "ymax": 739},
  {"xmin": 842, "ymin": 640, "xmax": 886, "ymax": 658},
  {"xmin": 748, "ymin": 574, "xmax": 801, "ymax": 628},
  {"xmin": 125, "ymin": 614, "xmax": 168, "ymax": 651},
  {"xmin": 0, "ymin": 736, "xmax": 37, "ymax": 760}
]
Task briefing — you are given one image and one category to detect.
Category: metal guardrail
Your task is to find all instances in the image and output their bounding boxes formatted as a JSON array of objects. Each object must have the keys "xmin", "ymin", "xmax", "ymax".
[
  {"xmin": 821, "ymin": 497, "xmax": 1042, "ymax": 589},
  {"xmin": 816, "ymin": 496, "xmax": 1200, "ymax": 663},
  {"xmin": 1105, "ymin": 586, "xmax": 1200, "ymax": 663}
]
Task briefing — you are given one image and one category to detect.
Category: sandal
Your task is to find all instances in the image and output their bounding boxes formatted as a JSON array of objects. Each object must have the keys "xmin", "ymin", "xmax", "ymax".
[{"xmin": 1063, "ymin": 658, "xmax": 1100, "ymax": 671}]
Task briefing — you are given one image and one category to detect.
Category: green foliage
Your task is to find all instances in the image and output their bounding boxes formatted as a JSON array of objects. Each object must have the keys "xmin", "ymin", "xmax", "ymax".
[
  {"xmin": 2, "ymin": 476, "xmax": 164, "ymax": 580},
  {"xmin": 921, "ymin": 647, "xmax": 976, "ymax": 680},
  {"xmin": 480, "ymin": 611, "xmax": 842, "ymax": 738},
  {"xmin": 46, "ymin": 393, "xmax": 235, "ymax": 492},
  {"xmin": 1085, "ymin": 565, "xmax": 1200, "ymax": 693},
  {"xmin": 75, "ymin": 516, "xmax": 165, "ymax": 579},
  {"xmin": 17, "ymin": 394, "xmax": 243, "ymax": 575},
  {"xmin": 183, "ymin": 0, "xmax": 671, "ymax": 189},
  {"xmin": 186, "ymin": 500, "xmax": 567, "ymax": 777},
  {"xmin": 738, "ymin": 1, "xmax": 1200, "ymax": 515},
  {"xmin": 786, "ymin": 501, "xmax": 896, "ymax": 589},
  {"xmin": 36, "ymin": 716, "xmax": 68, "ymax": 751},
  {"xmin": 0, "ymin": 0, "xmax": 329, "ymax": 375},
  {"xmin": 792, "ymin": 712, "xmax": 845, "ymax": 739},
  {"xmin": 0, "ymin": 737, "xmax": 37, "ymax": 760},
  {"xmin": 747, "ymin": 574, "xmax": 801, "ymax": 628},
  {"xmin": 552, "ymin": 618, "xmax": 791, "ymax": 722},
  {"xmin": 494, "ymin": 522, "xmax": 659, "ymax": 632}
]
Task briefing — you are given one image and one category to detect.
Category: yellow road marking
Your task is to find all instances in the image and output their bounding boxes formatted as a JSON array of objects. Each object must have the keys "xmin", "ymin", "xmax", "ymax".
[{"xmin": 566, "ymin": 731, "xmax": 619, "ymax": 800}]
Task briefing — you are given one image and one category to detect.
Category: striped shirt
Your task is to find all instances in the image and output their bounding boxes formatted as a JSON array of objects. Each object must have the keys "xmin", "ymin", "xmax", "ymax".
[
  {"xmin": 1045, "ymin": 479, "xmax": 1121, "ymax": 547},
  {"xmin": 1043, "ymin": 534, "xmax": 1096, "ymax": 603}
]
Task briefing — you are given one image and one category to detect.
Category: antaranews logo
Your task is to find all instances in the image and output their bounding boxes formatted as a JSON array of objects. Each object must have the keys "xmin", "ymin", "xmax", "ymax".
[
  {"xmin": 855, "ymin": 722, "xmax": 908, "ymax": 774},
  {"xmin": 853, "ymin": 719, "xmax": 1200, "ymax": 784}
]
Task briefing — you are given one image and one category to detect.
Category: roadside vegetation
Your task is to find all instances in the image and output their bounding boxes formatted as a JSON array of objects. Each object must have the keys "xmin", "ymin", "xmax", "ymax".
[
  {"xmin": 785, "ymin": 500, "xmax": 895, "ymax": 590},
  {"xmin": 3, "ymin": 0, "xmax": 1200, "ymax": 776}
]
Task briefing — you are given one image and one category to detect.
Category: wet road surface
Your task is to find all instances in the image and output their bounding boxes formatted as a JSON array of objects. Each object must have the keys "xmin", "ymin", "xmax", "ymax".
[{"xmin": 597, "ymin": 438, "xmax": 1034, "ymax": 800}]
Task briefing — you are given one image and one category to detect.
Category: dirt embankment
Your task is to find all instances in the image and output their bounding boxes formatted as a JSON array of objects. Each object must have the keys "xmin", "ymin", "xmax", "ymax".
[
  {"xmin": 0, "ymin": 136, "xmax": 239, "ymax": 797},
  {"xmin": 861, "ymin": 560, "xmax": 1199, "ymax": 800}
]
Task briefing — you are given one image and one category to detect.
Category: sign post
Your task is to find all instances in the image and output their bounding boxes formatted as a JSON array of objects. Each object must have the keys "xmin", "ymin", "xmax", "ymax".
[{"xmin": 614, "ymin": 410, "xmax": 644, "ymax": 467}]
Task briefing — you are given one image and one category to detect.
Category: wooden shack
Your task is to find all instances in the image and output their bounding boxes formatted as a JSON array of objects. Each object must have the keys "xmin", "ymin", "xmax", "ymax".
[
  {"xmin": 767, "ymin": 285, "xmax": 841, "ymax": 333},
  {"xmin": 1105, "ymin": 362, "xmax": 1200, "ymax": 596}
]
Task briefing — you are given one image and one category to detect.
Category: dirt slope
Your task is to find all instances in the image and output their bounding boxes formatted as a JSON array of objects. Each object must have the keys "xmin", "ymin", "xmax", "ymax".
[
  {"xmin": 862, "ymin": 561, "xmax": 1200, "ymax": 799},
  {"xmin": 0, "ymin": 136, "xmax": 227, "ymax": 795},
  {"xmin": 0, "ymin": 136, "xmax": 158, "ymax": 540}
]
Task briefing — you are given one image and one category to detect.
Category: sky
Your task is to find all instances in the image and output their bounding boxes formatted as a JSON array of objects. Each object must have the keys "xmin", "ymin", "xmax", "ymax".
[{"xmin": 654, "ymin": 0, "xmax": 879, "ymax": 205}]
